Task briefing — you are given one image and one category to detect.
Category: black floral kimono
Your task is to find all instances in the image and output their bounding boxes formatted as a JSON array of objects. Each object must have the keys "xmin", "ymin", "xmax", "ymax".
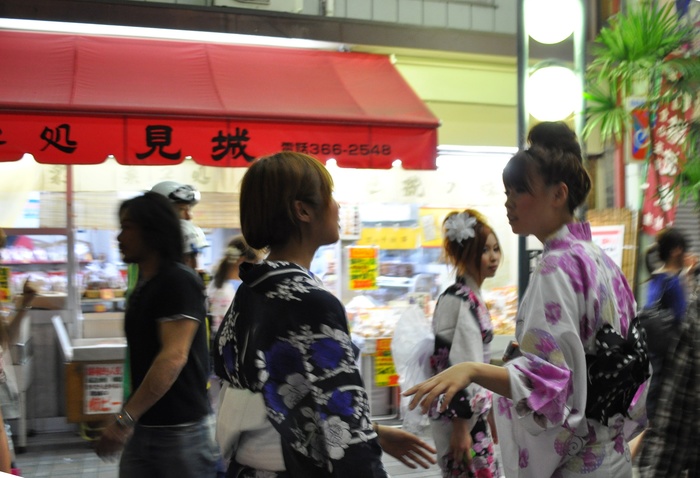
[{"xmin": 214, "ymin": 261, "xmax": 387, "ymax": 477}]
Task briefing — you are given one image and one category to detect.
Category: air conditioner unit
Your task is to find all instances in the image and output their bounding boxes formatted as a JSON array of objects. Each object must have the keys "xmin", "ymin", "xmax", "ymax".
[{"xmin": 212, "ymin": 0, "xmax": 304, "ymax": 13}]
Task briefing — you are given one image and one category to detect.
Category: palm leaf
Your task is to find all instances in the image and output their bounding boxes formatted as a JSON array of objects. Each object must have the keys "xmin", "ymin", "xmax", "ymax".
[
  {"xmin": 584, "ymin": 1, "xmax": 699, "ymax": 151},
  {"xmin": 582, "ymin": 84, "xmax": 630, "ymax": 143}
]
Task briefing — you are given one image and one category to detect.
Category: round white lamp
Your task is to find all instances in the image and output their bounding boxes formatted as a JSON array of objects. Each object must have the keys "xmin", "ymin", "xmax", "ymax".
[
  {"xmin": 526, "ymin": 0, "xmax": 579, "ymax": 44},
  {"xmin": 527, "ymin": 65, "xmax": 580, "ymax": 121}
]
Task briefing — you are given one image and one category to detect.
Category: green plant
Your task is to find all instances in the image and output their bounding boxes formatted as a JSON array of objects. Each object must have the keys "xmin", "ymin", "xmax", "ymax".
[
  {"xmin": 583, "ymin": 1, "xmax": 696, "ymax": 143},
  {"xmin": 583, "ymin": 1, "xmax": 699, "ymax": 203}
]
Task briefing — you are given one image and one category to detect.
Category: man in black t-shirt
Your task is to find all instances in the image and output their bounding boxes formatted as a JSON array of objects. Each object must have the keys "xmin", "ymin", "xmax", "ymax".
[{"xmin": 95, "ymin": 192, "xmax": 217, "ymax": 478}]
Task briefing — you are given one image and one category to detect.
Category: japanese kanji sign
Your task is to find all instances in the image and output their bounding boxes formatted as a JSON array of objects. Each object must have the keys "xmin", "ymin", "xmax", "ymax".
[
  {"xmin": 0, "ymin": 113, "xmax": 436, "ymax": 169},
  {"xmin": 84, "ymin": 364, "xmax": 124, "ymax": 415}
]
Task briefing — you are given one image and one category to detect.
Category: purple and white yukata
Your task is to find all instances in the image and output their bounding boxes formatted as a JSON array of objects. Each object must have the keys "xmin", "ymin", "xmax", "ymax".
[{"xmin": 495, "ymin": 222, "xmax": 647, "ymax": 478}]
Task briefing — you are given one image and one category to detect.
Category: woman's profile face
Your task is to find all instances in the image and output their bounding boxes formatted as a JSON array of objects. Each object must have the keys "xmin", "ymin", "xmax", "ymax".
[
  {"xmin": 317, "ymin": 198, "xmax": 340, "ymax": 246},
  {"xmin": 480, "ymin": 233, "xmax": 501, "ymax": 280},
  {"xmin": 504, "ymin": 172, "xmax": 553, "ymax": 240}
]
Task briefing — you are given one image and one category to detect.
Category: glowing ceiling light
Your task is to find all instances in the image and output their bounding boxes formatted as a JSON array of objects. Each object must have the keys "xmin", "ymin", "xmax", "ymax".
[
  {"xmin": 527, "ymin": 65, "xmax": 580, "ymax": 121},
  {"xmin": 526, "ymin": 0, "xmax": 579, "ymax": 44}
]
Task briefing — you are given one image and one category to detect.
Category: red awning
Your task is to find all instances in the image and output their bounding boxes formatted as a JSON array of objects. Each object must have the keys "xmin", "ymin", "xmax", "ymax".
[{"xmin": 0, "ymin": 30, "xmax": 439, "ymax": 169}]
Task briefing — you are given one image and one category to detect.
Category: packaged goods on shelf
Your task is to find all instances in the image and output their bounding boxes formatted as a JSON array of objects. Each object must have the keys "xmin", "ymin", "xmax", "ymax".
[
  {"xmin": 346, "ymin": 295, "xmax": 397, "ymax": 339},
  {"xmin": 483, "ymin": 285, "xmax": 518, "ymax": 336},
  {"xmin": 345, "ymin": 294, "xmax": 437, "ymax": 339}
]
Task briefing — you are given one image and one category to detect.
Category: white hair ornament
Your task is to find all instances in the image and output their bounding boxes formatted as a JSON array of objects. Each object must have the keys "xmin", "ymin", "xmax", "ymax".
[
  {"xmin": 444, "ymin": 212, "xmax": 477, "ymax": 244},
  {"xmin": 225, "ymin": 246, "xmax": 243, "ymax": 263}
]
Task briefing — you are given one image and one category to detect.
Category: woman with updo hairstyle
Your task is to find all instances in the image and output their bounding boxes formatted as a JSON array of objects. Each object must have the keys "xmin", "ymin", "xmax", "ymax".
[
  {"xmin": 428, "ymin": 208, "xmax": 502, "ymax": 478},
  {"xmin": 207, "ymin": 235, "xmax": 261, "ymax": 336},
  {"xmin": 405, "ymin": 122, "xmax": 649, "ymax": 477}
]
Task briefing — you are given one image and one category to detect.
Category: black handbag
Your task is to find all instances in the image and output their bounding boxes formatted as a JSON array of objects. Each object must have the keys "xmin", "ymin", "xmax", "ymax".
[{"xmin": 638, "ymin": 276, "xmax": 679, "ymax": 356}]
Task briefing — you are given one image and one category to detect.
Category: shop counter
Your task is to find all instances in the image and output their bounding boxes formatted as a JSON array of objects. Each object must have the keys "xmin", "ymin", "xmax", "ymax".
[{"xmin": 53, "ymin": 316, "xmax": 125, "ymax": 424}]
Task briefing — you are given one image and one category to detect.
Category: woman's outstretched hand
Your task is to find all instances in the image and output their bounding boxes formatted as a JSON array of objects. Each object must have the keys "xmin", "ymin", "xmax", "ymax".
[
  {"xmin": 376, "ymin": 425, "xmax": 437, "ymax": 469},
  {"xmin": 403, "ymin": 362, "xmax": 475, "ymax": 414}
]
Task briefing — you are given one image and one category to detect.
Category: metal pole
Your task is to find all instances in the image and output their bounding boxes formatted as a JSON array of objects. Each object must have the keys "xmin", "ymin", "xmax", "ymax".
[
  {"xmin": 65, "ymin": 164, "xmax": 79, "ymax": 335},
  {"xmin": 574, "ymin": 0, "xmax": 586, "ymax": 146},
  {"xmin": 575, "ymin": 0, "xmax": 589, "ymax": 221},
  {"xmin": 517, "ymin": 0, "xmax": 530, "ymax": 302}
]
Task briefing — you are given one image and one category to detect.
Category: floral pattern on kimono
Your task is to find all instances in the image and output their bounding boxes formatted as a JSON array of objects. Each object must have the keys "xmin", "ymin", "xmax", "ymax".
[
  {"xmin": 214, "ymin": 261, "xmax": 386, "ymax": 477},
  {"xmin": 494, "ymin": 222, "xmax": 646, "ymax": 478},
  {"xmin": 429, "ymin": 275, "xmax": 500, "ymax": 478}
]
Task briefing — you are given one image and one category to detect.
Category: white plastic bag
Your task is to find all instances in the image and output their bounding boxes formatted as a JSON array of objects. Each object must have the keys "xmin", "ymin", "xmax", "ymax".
[{"xmin": 391, "ymin": 305, "xmax": 434, "ymax": 434}]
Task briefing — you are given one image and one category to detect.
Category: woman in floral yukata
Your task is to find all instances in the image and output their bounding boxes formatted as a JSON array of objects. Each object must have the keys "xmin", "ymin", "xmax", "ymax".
[
  {"xmin": 214, "ymin": 152, "xmax": 436, "ymax": 477},
  {"xmin": 429, "ymin": 209, "xmax": 501, "ymax": 477},
  {"xmin": 405, "ymin": 122, "xmax": 649, "ymax": 477}
]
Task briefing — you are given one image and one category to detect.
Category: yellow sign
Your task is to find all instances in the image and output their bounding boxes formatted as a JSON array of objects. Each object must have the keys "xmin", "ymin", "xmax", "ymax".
[
  {"xmin": 348, "ymin": 246, "xmax": 378, "ymax": 290},
  {"xmin": 374, "ymin": 338, "xmax": 399, "ymax": 387},
  {"xmin": 357, "ymin": 227, "xmax": 420, "ymax": 250},
  {"xmin": 418, "ymin": 208, "xmax": 455, "ymax": 248},
  {"xmin": 0, "ymin": 267, "xmax": 10, "ymax": 302}
]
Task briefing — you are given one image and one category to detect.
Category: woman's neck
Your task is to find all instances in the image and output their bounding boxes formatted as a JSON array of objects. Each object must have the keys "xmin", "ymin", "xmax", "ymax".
[
  {"xmin": 461, "ymin": 272, "xmax": 483, "ymax": 290},
  {"xmin": 536, "ymin": 213, "xmax": 575, "ymax": 243},
  {"xmin": 266, "ymin": 243, "xmax": 316, "ymax": 270}
]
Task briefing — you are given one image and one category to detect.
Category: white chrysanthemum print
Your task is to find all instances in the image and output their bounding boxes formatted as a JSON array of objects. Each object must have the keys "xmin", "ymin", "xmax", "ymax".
[
  {"xmin": 255, "ymin": 350, "xmax": 269, "ymax": 385},
  {"xmin": 323, "ymin": 416, "xmax": 352, "ymax": 460},
  {"xmin": 279, "ymin": 373, "xmax": 311, "ymax": 409}
]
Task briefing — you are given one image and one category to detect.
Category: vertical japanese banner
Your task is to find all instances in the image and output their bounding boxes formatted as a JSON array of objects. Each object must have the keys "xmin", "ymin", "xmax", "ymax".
[
  {"xmin": 84, "ymin": 364, "xmax": 124, "ymax": 415},
  {"xmin": 641, "ymin": 53, "xmax": 695, "ymax": 236},
  {"xmin": 374, "ymin": 338, "xmax": 399, "ymax": 387},
  {"xmin": 348, "ymin": 246, "xmax": 379, "ymax": 290},
  {"xmin": 0, "ymin": 267, "xmax": 10, "ymax": 302},
  {"xmin": 641, "ymin": 98, "xmax": 689, "ymax": 236}
]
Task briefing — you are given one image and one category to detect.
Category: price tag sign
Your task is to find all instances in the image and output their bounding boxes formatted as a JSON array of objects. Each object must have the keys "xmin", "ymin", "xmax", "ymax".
[
  {"xmin": 348, "ymin": 246, "xmax": 379, "ymax": 290},
  {"xmin": 0, "ymin": 267, "xmax": 10, "ymax": 302},
  {"xmin": 374, "ymin": 338, "xmax": 399, "ymax": 387}
]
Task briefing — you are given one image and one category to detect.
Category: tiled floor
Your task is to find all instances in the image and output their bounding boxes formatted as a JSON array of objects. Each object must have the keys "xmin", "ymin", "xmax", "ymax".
[
  {"xmin": 13, "ymin": 423, "xmax": 443, "ymax": 478},
  {"xmin": 13, "ymin": 430, "xmax": 118, "ymax": 478},
  {"xmin": 11, "ymin": 425, "xmax": 645, "ymax": 478}
]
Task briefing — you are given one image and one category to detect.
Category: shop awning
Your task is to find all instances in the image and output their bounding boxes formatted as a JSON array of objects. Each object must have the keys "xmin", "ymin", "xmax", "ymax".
[{"xmin": 0, "ymin": 30, "xmax": 439, "ymax": 169}]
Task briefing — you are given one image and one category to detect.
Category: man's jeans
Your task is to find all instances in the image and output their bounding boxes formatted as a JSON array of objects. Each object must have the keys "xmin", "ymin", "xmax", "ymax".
[{"xmin": 120, "ymin": 416, "xmax": 219, "ymax": 478}]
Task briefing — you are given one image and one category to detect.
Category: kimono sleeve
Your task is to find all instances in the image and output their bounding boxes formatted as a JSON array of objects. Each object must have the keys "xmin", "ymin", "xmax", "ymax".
[
  {"xmin": 264, "ymin": 292, "xmax": 387, "ymax": 477},
  {"xmin": 504, "ymin": 263, "xmax": 588, "ymax": 437},
  {"xmin": 443, "ymin": 297, "xmax": 492, "ymax": 420}
]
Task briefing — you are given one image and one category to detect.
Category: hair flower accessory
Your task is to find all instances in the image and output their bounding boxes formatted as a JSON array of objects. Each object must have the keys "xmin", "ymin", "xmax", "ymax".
[
  {"xmin": 444, "ymin": 212, "xmax": 477, "ymax": 244},
  {"xmin": 225, "ymin": 246, "xmax": 243, "ymax": 263}
]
